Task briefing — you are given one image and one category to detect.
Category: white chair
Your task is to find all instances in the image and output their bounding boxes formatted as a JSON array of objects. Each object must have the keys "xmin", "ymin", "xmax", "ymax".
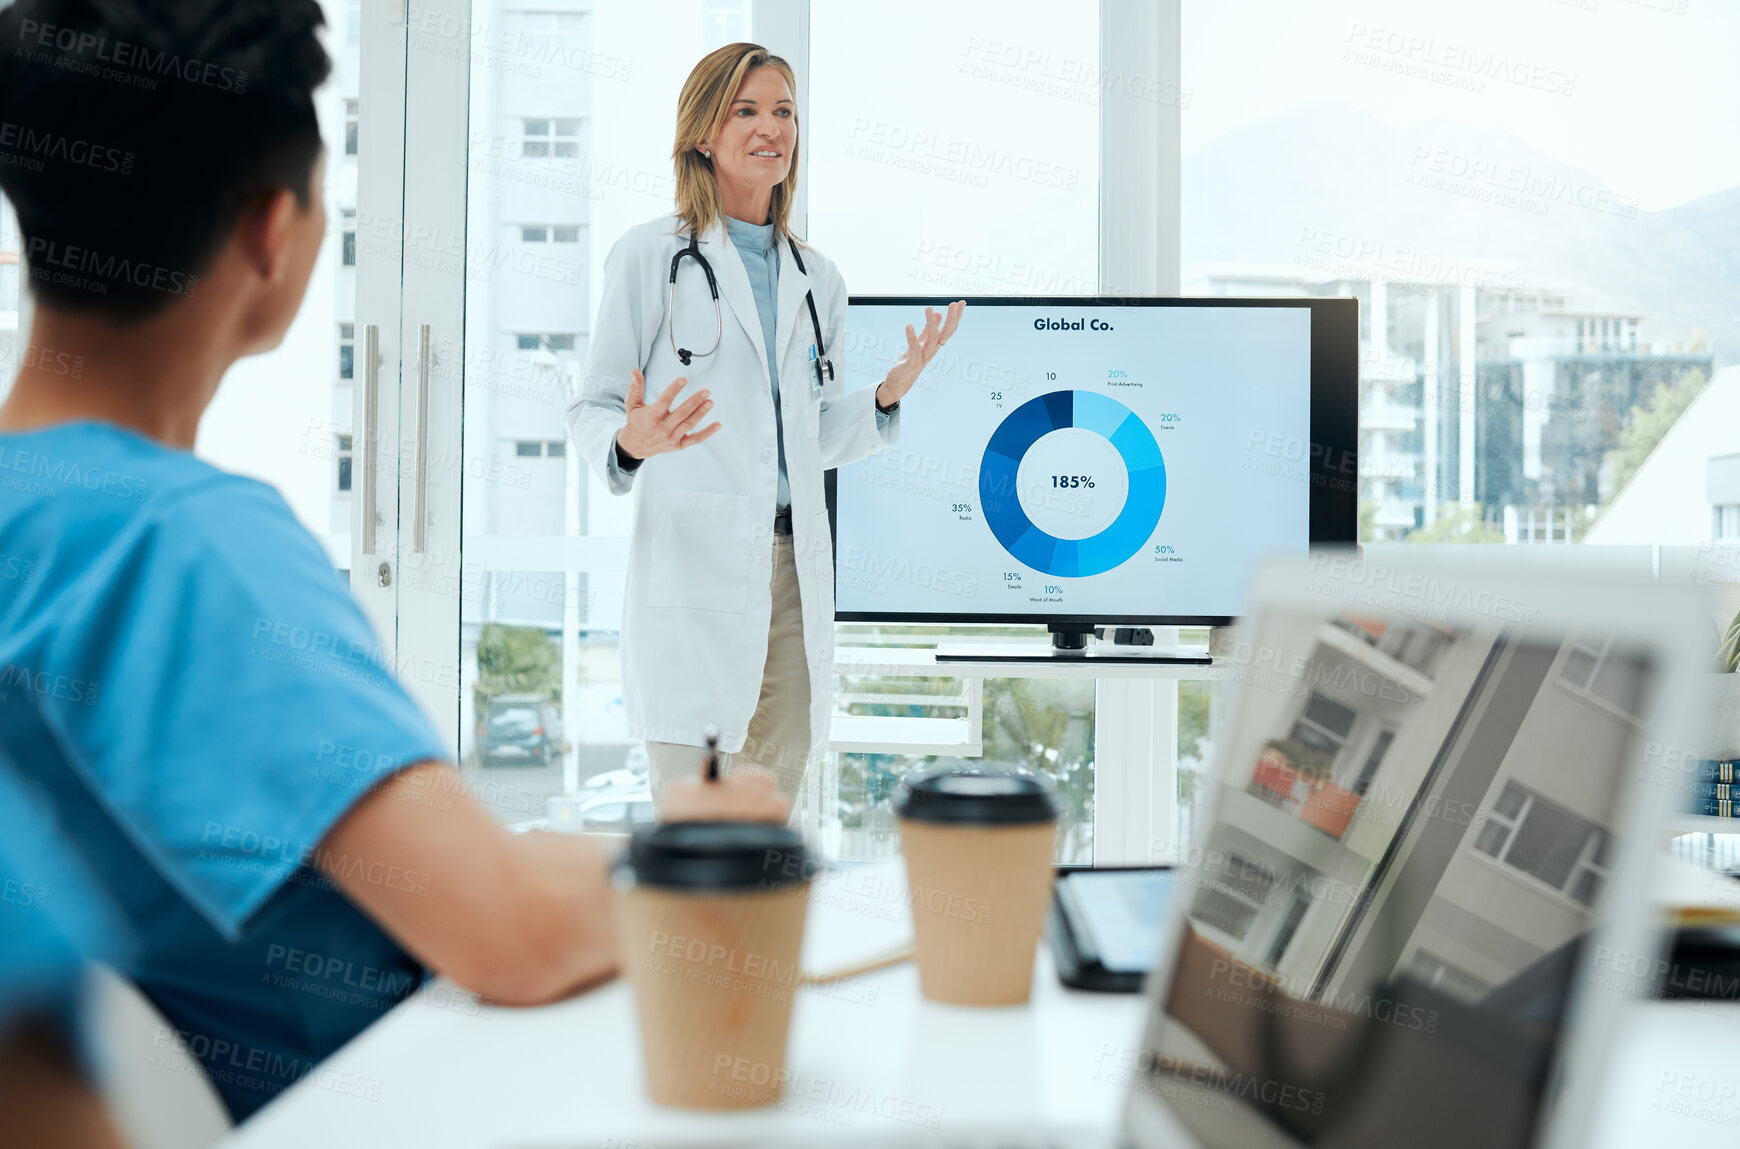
[{"xmin": 84, "ymin": 965, "xmax": 232, "ymax": 1149}]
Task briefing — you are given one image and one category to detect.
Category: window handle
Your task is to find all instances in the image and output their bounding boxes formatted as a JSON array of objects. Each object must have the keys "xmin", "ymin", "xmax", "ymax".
[
  {"xmin": 414, "ymin": 323, "xmax": 431, "ymax": 555},
  {"xmin": 361, "ymin": 323, "xmax": 380, "ymax": 557}
]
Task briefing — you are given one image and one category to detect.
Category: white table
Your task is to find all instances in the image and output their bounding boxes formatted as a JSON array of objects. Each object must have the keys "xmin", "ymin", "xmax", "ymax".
[
  {"xmin": 221, "ymin": 860, "xmax": 1140, "ymax": 1148},
  {"xmin": 220, "ymin": 859, "xmax": 1740, "ymax": 1149}
]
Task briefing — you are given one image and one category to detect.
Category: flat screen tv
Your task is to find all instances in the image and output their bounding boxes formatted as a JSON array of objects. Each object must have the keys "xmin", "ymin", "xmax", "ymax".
[{"xmin": 827, "ymin": 296, "xmax": 1359, "ymax": 642}]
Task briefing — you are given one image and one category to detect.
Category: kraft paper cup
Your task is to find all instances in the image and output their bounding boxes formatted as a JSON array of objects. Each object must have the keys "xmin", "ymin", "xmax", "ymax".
[
  {"xmin": 614, "ymin": 821, "xmax": 813, "ymax": 1109},
  {"xmin": 895, "ymin": 770, "xmax": 1059, "ymax": 1006}
]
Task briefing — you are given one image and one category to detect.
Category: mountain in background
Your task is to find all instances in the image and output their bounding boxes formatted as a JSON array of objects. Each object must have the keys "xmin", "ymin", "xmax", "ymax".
[{"xmin": 1182, "ymin": 102, "xmax": 1740, "ymax": 366}]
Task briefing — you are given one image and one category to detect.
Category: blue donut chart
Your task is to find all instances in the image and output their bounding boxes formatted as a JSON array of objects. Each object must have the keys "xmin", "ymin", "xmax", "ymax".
[{"xmin": 978, "ymin": 390, "xmax": 1166, "ymax": 578}]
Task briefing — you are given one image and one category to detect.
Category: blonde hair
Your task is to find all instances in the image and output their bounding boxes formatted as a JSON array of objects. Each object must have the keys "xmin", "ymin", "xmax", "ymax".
[{"xmin": 673, "ymin": 43, "xmax": 801, "ymax": 245}]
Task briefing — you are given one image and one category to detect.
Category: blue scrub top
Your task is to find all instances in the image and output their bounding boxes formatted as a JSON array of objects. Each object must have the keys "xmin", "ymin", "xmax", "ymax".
[{"xmin": 0, "ymin": 420, "xmax": 449, "ymax": 1120}]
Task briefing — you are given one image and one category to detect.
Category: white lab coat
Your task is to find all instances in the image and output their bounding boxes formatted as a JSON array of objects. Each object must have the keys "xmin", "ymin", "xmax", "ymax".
[{"xmin": 566, "ymin": 213, "xmax": 898, "ymax": 755}]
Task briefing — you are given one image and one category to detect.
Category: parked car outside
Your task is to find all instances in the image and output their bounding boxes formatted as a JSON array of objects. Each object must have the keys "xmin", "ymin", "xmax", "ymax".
[
  {"xmin": 573, "ymin": 786, "xmax": 655, "ymax": 832},
  {"xmin": 477, "ymin": 693, "xmax": 562, "ymax": 769},
  {"xmin": 581, "ymin": 743, "xmax": 651, "ymax": 796}
]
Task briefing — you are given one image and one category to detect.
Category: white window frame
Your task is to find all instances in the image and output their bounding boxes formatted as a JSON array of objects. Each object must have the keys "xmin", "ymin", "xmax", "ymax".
[
  {"xmin": 1473, "ymin": 782, "xmax": 1611, "ymax": 908},
  {"xmin": 508, "ymin": 10, "xmax": 585, "ymax": 34},
  {"xmin": 341, "ymin": 210, "xmax": 357, "ymax": 267},
  {"xmin": 521, "ymin": 117, "xmax": 582, "ymax": 158},
  {"xmin": 347, "ymin": 3, "xmax": 410, "ymax": 662},
  {"xmin": 1714, "ymin": 504, "xmax": 1740, "ymax": 541},
  {"xmin": 519, "ymin": 224, "xmax": 582, "ymax": 244},
  {"xmin": 1555, "ymin": 629, "xmax": 1644, "ymax": 724}
]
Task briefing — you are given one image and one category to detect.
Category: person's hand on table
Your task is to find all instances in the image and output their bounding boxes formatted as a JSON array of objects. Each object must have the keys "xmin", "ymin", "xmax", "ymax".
[
  {"xmin": 875, "ymin": 300, "xmax": 966, "ymax": 409},
  {"xmin": 663, "ymin": 770, "xmax": 791, "ymax": 824}
]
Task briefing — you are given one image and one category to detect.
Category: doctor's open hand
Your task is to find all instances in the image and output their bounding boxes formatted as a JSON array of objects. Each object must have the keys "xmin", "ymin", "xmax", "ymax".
[
  {"xmin": 615, "ymin": 368, "xmax": 722, "ymax": 462},
  {"xmin": 874, "ymin": 300, "xmax": 966, "ymax": 409}
]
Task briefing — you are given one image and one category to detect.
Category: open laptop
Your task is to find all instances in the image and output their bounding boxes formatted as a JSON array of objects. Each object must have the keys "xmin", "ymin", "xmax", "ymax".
[{"xmin": 584, "ymin": 550, "xmax": 1709, "ymax": 1149}]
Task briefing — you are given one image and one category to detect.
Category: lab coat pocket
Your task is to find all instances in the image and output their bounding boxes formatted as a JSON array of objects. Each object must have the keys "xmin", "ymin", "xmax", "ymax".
[{"xmin": 644, "ymin": 490, "xmax": 752, "ymax": 614}]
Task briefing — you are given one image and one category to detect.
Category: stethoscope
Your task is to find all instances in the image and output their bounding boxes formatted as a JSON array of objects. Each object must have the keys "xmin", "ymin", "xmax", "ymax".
[{"xmin": 667, "ymin": 231, "xmax": 834, "ymax": 391}]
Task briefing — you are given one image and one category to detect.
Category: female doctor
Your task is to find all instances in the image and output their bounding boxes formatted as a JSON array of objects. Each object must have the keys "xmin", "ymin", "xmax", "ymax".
[{"xmin": 567, "ymin": 42, "xmax": 964, "ymax": 808}]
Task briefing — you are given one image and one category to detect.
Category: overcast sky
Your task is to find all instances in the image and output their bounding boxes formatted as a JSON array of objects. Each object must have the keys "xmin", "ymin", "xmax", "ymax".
[{"xmin": 1184, "ymin": 0, "xmax": 1739, "ymax": 211}]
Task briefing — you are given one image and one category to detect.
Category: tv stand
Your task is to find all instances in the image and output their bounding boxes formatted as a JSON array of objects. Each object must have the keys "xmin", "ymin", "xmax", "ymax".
[
  {"xmin": 935, "ymin": 624, "xmax": 1211, "ymax": 666},
  {"xmin": 1049, "ymin": 623, "xmax": 1092, "ymax": 653}
]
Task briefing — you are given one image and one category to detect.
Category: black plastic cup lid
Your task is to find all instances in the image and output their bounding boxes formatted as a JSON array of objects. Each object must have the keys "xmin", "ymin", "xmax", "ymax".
[
  {"xmin": 893, "ymin": 769, "xmax": 1059, "ymax": 825},
  {"xmin": 616, "ymin": 821, "xmax": 812, "ymax": 891}
]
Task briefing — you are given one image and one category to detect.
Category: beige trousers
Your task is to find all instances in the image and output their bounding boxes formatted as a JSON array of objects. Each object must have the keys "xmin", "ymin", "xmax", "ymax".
[{"xmin": 646, "ymin": 535, "xmax": 813, "ymax": 811}]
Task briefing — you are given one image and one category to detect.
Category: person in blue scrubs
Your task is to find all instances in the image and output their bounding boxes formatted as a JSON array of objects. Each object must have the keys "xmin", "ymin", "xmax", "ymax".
[{"xmin": 0, "ymin": 0, "xmax": 788, "ymax": 1124}]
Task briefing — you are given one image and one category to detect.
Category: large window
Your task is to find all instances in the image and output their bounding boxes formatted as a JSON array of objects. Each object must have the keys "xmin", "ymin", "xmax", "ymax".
[
  {"xmin": 1182, "ymin": 0, "xmax": 1740, "ymax": 546},
  {"xmin": 333, "ymin": 2, "xmax": 1734, "ymax": 870},
  {"xmin": 184, "ymin": 9, "xmax": 369, "ymax": 567},
  {"xmin": 456, "ymin": 1, "xmax": 754, "ymax": 827},
  {"xmin": 809, "ymin": 0, "xmax": 1104, "ymax": 863},
  {"xmin": 809, "ymin": 0, "xmax": 1100, "ymax": 294}
]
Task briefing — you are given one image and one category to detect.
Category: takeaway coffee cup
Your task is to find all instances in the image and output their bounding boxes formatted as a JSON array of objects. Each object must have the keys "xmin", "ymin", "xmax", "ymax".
[
  {"xmin": 895, "ymin": 770, "xmax": 1059, "ymax": 1006},
  {"xmin": 614, "ymin": 821, "xmax": 813, "ymax": 1109}
]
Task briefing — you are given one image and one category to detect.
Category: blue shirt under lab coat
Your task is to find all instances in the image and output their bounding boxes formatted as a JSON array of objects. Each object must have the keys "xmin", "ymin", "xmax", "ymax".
[{"xmin": 724, "ymin": 214, "xmax": 892, "ymax": 513}]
